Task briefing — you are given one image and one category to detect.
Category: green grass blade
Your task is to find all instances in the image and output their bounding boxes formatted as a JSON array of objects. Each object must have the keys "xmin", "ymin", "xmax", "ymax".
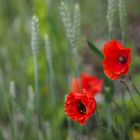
[{"xmin": 87, "ymin": 40, "xmax": 104, "ymax": 59}]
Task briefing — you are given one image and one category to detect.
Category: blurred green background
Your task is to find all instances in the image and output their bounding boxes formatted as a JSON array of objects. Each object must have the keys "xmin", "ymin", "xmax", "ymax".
[{"xmin": 0, "ymin": 0, "xmax": 140, "ymax": 140}]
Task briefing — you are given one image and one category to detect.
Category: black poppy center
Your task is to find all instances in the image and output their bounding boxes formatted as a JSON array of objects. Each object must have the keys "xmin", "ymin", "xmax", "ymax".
[
  {"xmin": 118, "ymin": 56, "xmax": 127, "ymax": 64},
  {"xmin": 78, "ymin": 103, "xmax": 86, "ymax": 114}
]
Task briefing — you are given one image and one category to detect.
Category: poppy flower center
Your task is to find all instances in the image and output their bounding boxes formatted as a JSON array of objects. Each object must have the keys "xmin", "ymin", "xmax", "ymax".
[
  {"xmin": 78, "ymin": 103, "xmax": 86, "ymax": 114},
  {"xmin": 118, "ymin": 56, "xmax": 127, "ymax": 64}
]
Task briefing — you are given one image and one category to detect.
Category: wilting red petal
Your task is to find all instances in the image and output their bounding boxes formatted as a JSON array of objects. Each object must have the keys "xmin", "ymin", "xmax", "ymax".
[
  {"xmin": 72, "ymin": 78, "xmax": 81, "ymax": 93},
  {"xmin": 72, "ymin": 72, "xmax": 103, "ymax": 97},
  {"xmin": 81, "ymin": 72, "xmax": 103, "ymax": 96}
]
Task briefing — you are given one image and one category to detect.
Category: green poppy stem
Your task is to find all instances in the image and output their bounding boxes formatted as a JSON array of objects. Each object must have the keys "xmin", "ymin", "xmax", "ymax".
[
  {"xmin": 120, "ymin": 79, "xmax": 140, "ymax": 113},
  {"xmin": 128, "ymin": 75, "xmax": 140, "ymax": 98},
  {"xmin": 96, "ymin": 105, "xmax": 103, "ymax": 127}
]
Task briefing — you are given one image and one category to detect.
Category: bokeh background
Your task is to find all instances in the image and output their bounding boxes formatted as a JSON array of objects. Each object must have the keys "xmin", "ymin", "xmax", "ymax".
[{"xmin": 0, "ymin": 0, "xmax": 140, "ymax": 140}]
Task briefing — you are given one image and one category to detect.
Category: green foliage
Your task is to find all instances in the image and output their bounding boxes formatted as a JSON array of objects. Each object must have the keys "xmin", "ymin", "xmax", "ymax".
[
  {"xmin": 87, "ymin": 40, "xmax": 103, "ymax": 59},
  {"xmin": 104, "ymin": 76, "xmax": 115, "ymax": 102},
  {"xmin": 0, "ymin": 0, "xmax": 140, "ymax": 140},
  {"xmin": 0, "ymin": 128, "xmax": 5, "ymax": 140}
]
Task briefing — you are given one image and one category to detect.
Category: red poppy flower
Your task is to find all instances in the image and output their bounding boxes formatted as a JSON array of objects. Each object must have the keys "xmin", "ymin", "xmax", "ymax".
[
  {"xmin": 65, "ymin": 89, "xmax": 96, "ymax": 126},
  {"xmin": 72, "ymin": 72, "xmax": 103, "ymax": 97},
  {"xmin": 102, "ymin": 40, "xmax": 131, "ymax": 80}
]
